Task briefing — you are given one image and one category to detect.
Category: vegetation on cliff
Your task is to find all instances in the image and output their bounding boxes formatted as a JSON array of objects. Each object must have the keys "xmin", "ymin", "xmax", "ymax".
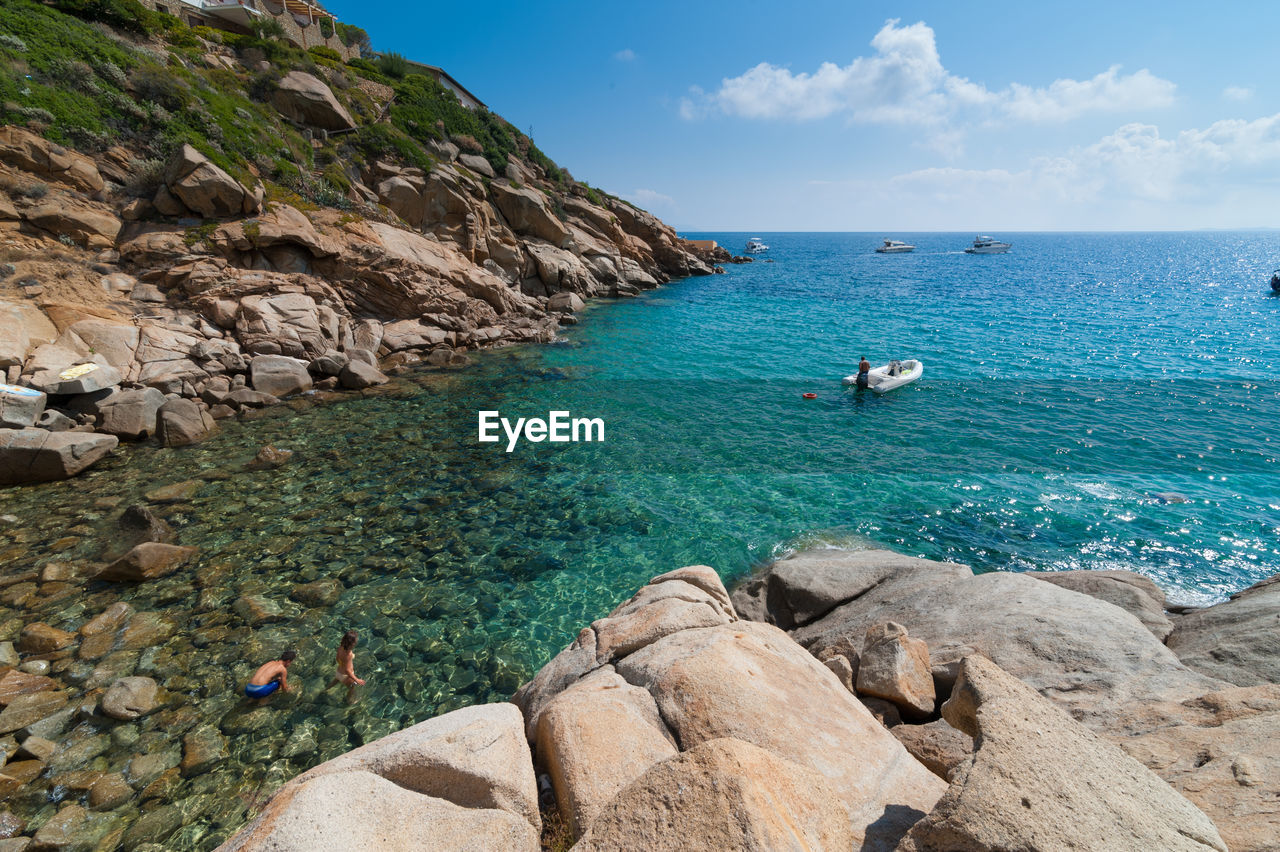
[{"xmin": 0, "ymin": 0, "xmax": 574, "ymax": 212}]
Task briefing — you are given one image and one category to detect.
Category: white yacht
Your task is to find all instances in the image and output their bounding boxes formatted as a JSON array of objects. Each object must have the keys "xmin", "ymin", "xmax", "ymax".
[
  {"xmin": 965, "ymin": 235, "xmax": 1011, "ymax": 254},
  {"xmin": 744, "ymin": 237, "xmax": 769, "ymax": 254},
  {"xmin": 875, "ymin": 239, "xmax": 915, "ymax": 253}
]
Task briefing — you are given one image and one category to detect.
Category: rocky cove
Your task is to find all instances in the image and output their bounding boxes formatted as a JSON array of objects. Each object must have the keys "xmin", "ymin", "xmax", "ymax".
[{"xmin": 205, "ymin": 551, "xmax": 1279, "ymax": 851}]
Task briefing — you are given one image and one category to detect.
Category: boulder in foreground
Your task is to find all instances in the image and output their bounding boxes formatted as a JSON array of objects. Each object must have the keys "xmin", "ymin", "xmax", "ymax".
[
  {"xmin": 574, "ymin": 737, "xmax": 856, "ymax": 851},
  {"xmin": 217, "ymin": 703, "xmax": 539, "ymax": 852},
  {"xmin": 899, "ymin": 654, "xmax": 1227, "ymax": 852}
]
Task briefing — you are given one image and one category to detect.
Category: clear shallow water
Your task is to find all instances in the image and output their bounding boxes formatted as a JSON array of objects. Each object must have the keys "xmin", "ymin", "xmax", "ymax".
[{"xmin": 0, "ymin": 231, "xmax": 1277, "ymax": 846}]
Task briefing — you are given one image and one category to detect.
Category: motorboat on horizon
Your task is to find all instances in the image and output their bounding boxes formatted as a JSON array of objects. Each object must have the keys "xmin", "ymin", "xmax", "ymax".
[
  {"xmin": 965, "ymin": 235, "xmax": 1011, "ymax": 254},
  {"xmin": 875, "ymin": 239, "xmax": 915, "ymax": 253},
  {"xmin": 744, "ymin": 237, "xmax": 769, "ymax": 254}
]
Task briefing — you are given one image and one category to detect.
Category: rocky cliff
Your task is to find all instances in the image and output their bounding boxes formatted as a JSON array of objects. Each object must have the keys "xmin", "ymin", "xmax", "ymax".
[
  {"xmin": 0, "ymin": 2, "xmax": 726, "ymax": 484},
  {"xmin": 217, "ymin": 551, "xmax": 1280, "ymax": 851}
]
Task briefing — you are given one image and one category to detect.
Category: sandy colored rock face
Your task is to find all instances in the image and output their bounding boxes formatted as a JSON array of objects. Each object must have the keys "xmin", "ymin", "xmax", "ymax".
[
  {"xmin": 1028, "ymin": 568, "xmax": 1175, "ymax": 640},
  {"xmin": 156, "ymin": 399, "xmax": 215, "ymax": 448},
  {"xmin": 616, "ymin": 621, "xmax": 946, "ymax": 849},
  {"xmin": 535, "ymin": 667, "xmax": 677, "ymax": 836},
  {"xmin": 271, "ymin": 71, "xmax": 357, "ymax": 131},
  {"xmin": 217, "ymin": 769, "xmax": 538, "ymax": 852},
  {"xmin": 791, "ymin": 564, "xmax": 1226, "ymax": 735},
  {"xmin": 891, "ymin": 719, "xmax": 974, "ymax": 781},
  {"xmin": 731, "ymin": 548, "xmax": 971, "ymax": 629},
  {"xmin": 575, "ymin": 738, "xmax": 857, "ymax": 852},
  {"xmin": 1119, "ymin": 684, "xmax": 1280, "ymax": 852},
  {"xmin": 1167, "ymin": 573, "xmax": 1280, "ymax": 687},
  {"xmin": 490, "ymin": 182, "xmax": 572, "ymax": 247},
  {"xmin": 856, "ymin": 621, "xmax": 936, "ymax": 718},
  {"xmin": 295, "ymin": 702, "xmax": 540, "ymax": 832},
  {"xmin": 900, "ymin": 655, "xmax": 1227, "ymax": 852}
]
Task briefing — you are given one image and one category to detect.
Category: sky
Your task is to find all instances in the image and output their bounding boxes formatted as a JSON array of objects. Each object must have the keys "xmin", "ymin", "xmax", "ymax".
[{"xmin": 323, "ymin": 0, "xmax": 1280, "ymax": 231}]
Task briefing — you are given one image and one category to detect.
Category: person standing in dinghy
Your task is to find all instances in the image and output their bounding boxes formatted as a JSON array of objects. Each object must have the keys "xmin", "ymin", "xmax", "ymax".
[{"xmin": 856, "ymin": 356, "xmax": 871, "ymax": 390}]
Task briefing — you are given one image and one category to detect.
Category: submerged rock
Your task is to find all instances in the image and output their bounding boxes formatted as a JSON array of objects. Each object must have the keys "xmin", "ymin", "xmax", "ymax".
[{"xmin": 97, "ymin": 543, "xmax": 198, "ymax": 582}]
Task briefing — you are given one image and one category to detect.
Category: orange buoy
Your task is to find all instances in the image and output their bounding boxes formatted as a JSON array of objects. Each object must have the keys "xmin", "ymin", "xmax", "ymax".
[{"xmin": 802, "ymin": 392, "xmax": 817, "ymax": 399}]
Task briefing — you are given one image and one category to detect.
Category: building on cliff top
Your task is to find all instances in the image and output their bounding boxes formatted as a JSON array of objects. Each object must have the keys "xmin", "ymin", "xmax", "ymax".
[
  {"xmin": 151, "ymin": 0, "xmax": 361, "ymax": 61},
  {"xmin": 404, "ymin": 60, "xmax": 487, "ymax": 110}
]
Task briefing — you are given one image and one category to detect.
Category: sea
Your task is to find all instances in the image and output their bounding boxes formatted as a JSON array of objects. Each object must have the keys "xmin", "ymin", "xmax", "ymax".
[{"xmin": 0, "ymin": 230, "xmax": 1277, "ymax": 847}]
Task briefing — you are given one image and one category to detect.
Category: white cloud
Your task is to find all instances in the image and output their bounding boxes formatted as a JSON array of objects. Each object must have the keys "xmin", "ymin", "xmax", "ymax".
[
  {"xmin": 1223, "ymin": 85, "xmax": 1253, "ymax": 101},
  {"xmin": 687, "ymin": 19, "xmax": 1174, "ymax": 127},
  {"xmin": 614, "ymin": 48, "xmax": 636, "ymax": 62},
  {"xmin": 627, "ymin": 189, "xmax": 675, "ymax": 211},
  {"xmin": 1002, "ymin": 67, "xmax": 1174, "ymax": 122},
  {"xmin": 884, "ymin": 112, "xmax": 1280, "ymax": 214}
]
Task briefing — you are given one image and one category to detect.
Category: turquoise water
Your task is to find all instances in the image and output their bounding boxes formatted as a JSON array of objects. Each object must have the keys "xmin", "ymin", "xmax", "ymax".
[{"xmin": 0, "ymin": 231, "xmax": 1278, "ymax": 846}]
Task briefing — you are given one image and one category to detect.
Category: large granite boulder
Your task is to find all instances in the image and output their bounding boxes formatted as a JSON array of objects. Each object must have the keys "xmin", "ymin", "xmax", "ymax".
[
  {"xmin": 1167, "ymin": 573, "xmax": 1280, "ymax": 686},
  {"xmin": 0, "ymin": 125, "xmax": 103, "ymax": 193},
  {"xmin": 0, "ymin": 301, "xmax": 57, "ymax": 369},
  {"xmin": 535, "ymin": 667, "xmax": 678, "ymax": 836},
  {"xmin": 613, "ymin": 619, "xmax": 945, "ymax": 848},
  {"xmin": 0, "ymin": 384, "xmax": 45, "ymax": 429},
  {"xmin": 899, "ymin": 655, "xmax": 1227, "ymax": 852},
  {"xmin": 49, "ymin": 362, "xmax": 122, "ymax": 396},
  {"xmin": 218, "ymin": 703, "xmax": 539, "ymax": 851},
  {"xmin": 856, "ymin": 621, "xmax": 936, "ymax": 719},
  {"xmin": 0, "ymin": 428, "xmax": 117, "ymax": 486},
  {"xmin": 489, "ymin": 182, "xmax": 572, "ymax": 248},
  {"xmin": 249, "ymin": 355, "xmax": 312, "ymax": 398},
  {"xmin": 237, "ymin": 293, "xmax": 331, "ymax": 360},
  {"xmin": 160, "ymin": 144, "xmax": 255, "ymax": 218},
  {"xmin": 338, "ymin": 360, "xmax": 388, "ymax": 390},
  {"xmin": 271, "ymin": 71, "xmax": 356, "ymax": 131},
  {"xmin": 574, "ymin": 738, "xmax": 856, "ymax": 852},
  {"xmin": 731, "ymin": 547, "xmax": 971, "ymax": 629},
  {"xmin": 24, "ymin": 200, "xmax": 121, "ymax": 249},
  {"xmin": 1029, "ymin": 568, "xmax": 1175, "ymax": 640},
  {"xmin": 771, "ymin": 550, "xmax": 1226, "ymax": 734},
  {"xmin": 223, "ymin": 771, "xmax": 535, "ymax": 852},
  {"xmin": 156, "ymin": 399, "xmax": 216, "ymax": 448},
  {"xmin": 96, "ymin": 387, "xmax": 165, "ymax": 440}
]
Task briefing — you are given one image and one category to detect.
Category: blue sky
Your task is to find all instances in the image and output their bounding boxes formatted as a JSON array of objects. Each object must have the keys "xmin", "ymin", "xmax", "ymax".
[{"xmin": 324, "ymin": 1, "xmax": 1280, "ymax": 231}]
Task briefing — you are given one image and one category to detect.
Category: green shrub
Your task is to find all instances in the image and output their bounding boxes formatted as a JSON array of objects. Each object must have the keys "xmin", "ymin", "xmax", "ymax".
[
  {"xmin": 129, "ymin": 66, "xmax": 190, "ymax": 111},
  {"xmin": 250, "ymin": 17, "xmax": 285, "ymax": 41},
  {"xmin": 191, "ymin": 25, "xmax": 222, "ymax": 43},
  {"xmin": 336, "ymin": 22, "xmax": 369, "ymax": 54},
  {"xmin": 50, "ymin": 0, "xmax": 160, "ymax": 35},
  {"xmin": 376, "ymin": 51, "xmax": 409, "ymax": 79},
  {"xmin": 318, "ymin": 17, "xmax": 333, "ymax": 39},
  {"xmin": 0, "ymin": 34, "xmax": 27, "ymax": 52},
  {"xmin": 309, "ymin": 45, "xmax": 341, "ymax": 62}
]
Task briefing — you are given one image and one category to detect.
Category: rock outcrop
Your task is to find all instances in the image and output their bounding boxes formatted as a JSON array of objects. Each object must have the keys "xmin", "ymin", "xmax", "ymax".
[
  {"xmin": 218, "ymin": 703, "xmax": 540, "ymax": 852},
  {"xmin": 0, "ymin": 428, "xmax": 117, "ymax": 485},
  {"xmin": 514, "ymin": 566, "xmax": 946, "ymax": 849},
  {"xmin": 270, "ymin": 71, "xmax": 356, "ymax": 132},
  {"xmin": 899, "ymin": 655, "xmax": 1227, "ymax": 852},
  {"xmin": 732, "ymin": 549, "xmax": 1280, "ymax": 851},
  {"xmin": 1167, "ymin": 573, "xmax": 1280, "ymax": 686}
]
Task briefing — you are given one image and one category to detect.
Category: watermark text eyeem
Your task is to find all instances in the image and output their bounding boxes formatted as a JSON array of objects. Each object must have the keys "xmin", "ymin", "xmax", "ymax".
[{"xmin": 477, "ymin": 411, "xmax": 605, "ymax": 452}]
